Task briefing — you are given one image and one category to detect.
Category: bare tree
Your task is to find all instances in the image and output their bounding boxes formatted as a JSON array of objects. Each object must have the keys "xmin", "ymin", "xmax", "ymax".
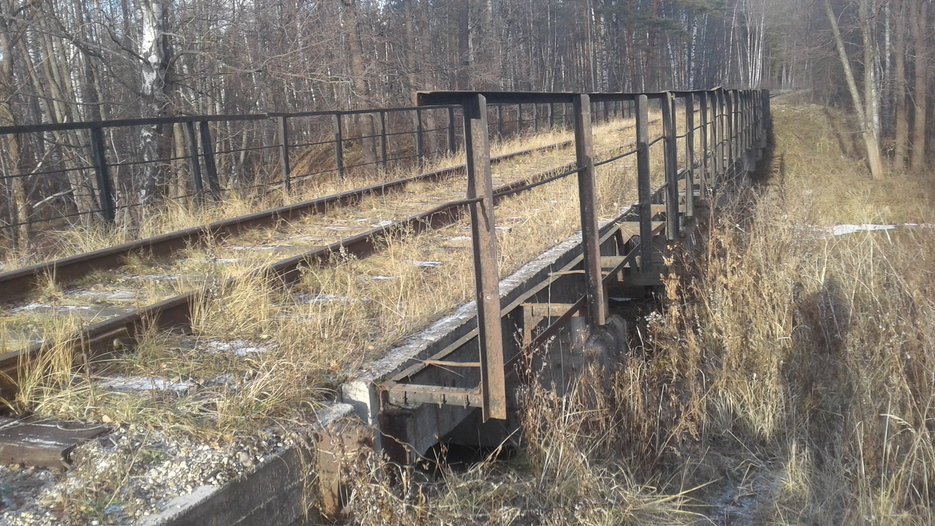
[
  {"xmin": 824, "ymin": 0, "xmax": 885, "ymax": 179},
  {"xmin": 893, "ymin": 0, "xmax": 909, "ymax": 173},
  {"xmin": 908, "ymin": 0, "xmax": 929, "ymax": 172},
  {"xmin": 0, "ymin": 0, "xmax": 32, "ymax": 245},
  {"xmin": 137, "ymin": 0, "xmax": 173, "ymax": 208}
]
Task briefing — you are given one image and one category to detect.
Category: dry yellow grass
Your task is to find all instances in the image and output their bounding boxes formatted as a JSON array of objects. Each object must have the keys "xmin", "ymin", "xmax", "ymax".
[
  {"xmin": 4, "ymin": 108, "xmax": 723, "ymax": 524},
  {"xmin": 340, "ymin": 101, "xmax": 935, "ymax": 524},
  {"xmin": 12, "ymin": 116, "xmax": 653, "ymax": 436}
]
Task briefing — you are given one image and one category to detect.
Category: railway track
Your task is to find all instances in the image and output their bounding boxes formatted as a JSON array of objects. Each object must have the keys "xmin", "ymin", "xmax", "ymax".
[
  {"xmin": 0, "ymin": 142, "xmax": 573, "ymax": 304},
  {"xmin": 0, "ymin": 118, "xmax": 654, "ymax": 403}
]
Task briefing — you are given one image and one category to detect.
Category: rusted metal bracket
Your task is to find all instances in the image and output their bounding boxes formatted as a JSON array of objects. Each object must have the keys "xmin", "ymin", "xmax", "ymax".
[{"xmin": 0, "ymin": 418, "xmax": 110, "ymax": 469}]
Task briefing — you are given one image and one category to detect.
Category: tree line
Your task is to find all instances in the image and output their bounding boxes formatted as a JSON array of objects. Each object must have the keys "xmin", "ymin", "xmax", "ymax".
[{"xmin": 0, "ymin": 0, "xmax": 930, "ymax": 239}]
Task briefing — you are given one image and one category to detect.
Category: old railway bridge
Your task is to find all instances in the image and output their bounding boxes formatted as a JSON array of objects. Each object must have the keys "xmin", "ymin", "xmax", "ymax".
[{"xmin": 0, "ymin": 88, "xmax": 770, "ymax": 524}]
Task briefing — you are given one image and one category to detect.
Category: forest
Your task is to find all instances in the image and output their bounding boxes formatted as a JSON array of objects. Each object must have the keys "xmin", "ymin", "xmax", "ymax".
[{"xmin": 0, "ymin": 0, "xmax": 932, "ymax": 237}]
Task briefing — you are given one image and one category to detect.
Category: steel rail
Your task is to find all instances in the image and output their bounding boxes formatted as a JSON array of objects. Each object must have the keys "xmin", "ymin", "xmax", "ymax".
[
  {"xmin": 0, "ymin": 141, "xmax": 572, "ymax": 304},
  {"xmin": 0, "ymin": 139, "xmax": 645, "ymax": 401}
]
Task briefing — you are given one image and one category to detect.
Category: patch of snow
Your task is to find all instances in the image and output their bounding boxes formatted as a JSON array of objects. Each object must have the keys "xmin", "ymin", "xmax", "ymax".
[
  {"xmin": 372, "ymin": 220, "xmax": 394, "ymax": 228},
  {"xmin": 98, "ymin": 376, "xmax": 196, "ymax": 393},
  {"xmin": 793, "ymin": 223, "xmax": 934, "ymax": 238},
  {"xmin": 296, "ymin": 293, "xmax": 366, "ymax": 304},
  {"xmin": 204, "ymin": 340, "xmax": 273, "ymax": 357},
  {"xmin": 832, "ymin": 224, "xmax": 896, "ymax": 236},
  {"xmin": 12, "ymin": 302, "xmax": 53, "ymax": 313},
  {"xmin": 139, "ymin": 274, "xmax": 180, "ymax": 281},
  {"xmin": 11, "ymin": 303, "xmax": 93, "ymax": 313},
  {"xmin": 405, "ymin": 260, "xmax": 443, "ymax": 269}
]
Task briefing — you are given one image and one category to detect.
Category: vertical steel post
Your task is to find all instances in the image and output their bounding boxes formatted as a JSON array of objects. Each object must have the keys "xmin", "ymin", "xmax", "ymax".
[
  {"xmin": 754, "ymin": 91, "xmax": 761, "ymax": 146},
  {"xmin": 715, "ymin": 90, "xmax": 725, "ymax": 183},
  {"xmin": 745, "ymin": 91, "xmax": 752, "ymax": 153},
  {"xmin": 662, "ymin": 92, "xmax": 679, "ymax": 241},
  {"xmin": 726, "ymin": 91, "xmax": 735, "ymax": 172},
  {"xmin": 684, "ymin": 93, "xmax": 695, "ymax": 219},
  {"xmin": 198, "ymin": 121, "xmax": 221, "ymax": 199},
  {"xmin": 635, "ymin": 95, "xmax": 653, "ymax": 273},
  {"xmin": 517, "ymin": 103, "xmax": 524, "ymax": 133},
  {"xmin": 447, "ymin": 106, "xmax": 457, "ymax": 155},
  {"xmin": 415, "ymin": 108, "xmax": 424, "ymax": 167},
  {"xmin": 462, "ymin": 94, "xmax": 506, "ymax": 422},
  {"xmin": 379, "ymin": 110, "xmax": 388, "ymax": 171},
  {"xmin": 699, "ymin": 92, "xmax": 709, "ymax": 197},
  {"xmin": 549, "ymin": 102, "xmax": 556, "ymax": 130},
  {"xmin": 742, "ymin": 91, "xmax": 749, "ymax": 162},
  {"xmin": 89, "ymin": 126, "xmax": 115, "ymax": 222},
  {"xmin": 743, "ymin": 92, "xmax": 749, "ymax": 164},
  {"xmin": 760, "ymin": 90, "xmax": 771, "ymax": 148},
  {"xmin": 749, "ymin": 92, "xmax": 756, "ymax": 150},
  {"xmin": 738, "ymin": 91, "xmax": 744, "ymax": 156},
  {"xmin": 737, "ymin": 90, "xmax": 747, "ymax": 162},
  {"xmin": 277, "ymin": 116, "xmax": 291, "ymax": 194},
  {"xmin": 333, "ymin": 113, "xmax": 345, "ymax": 179},
  {"xmin": 573, "ymin": 94, "xmax": 607, "ymax": 328},
  {"xmin": 533, "ymin": 104, "xmax": 539, "ymax": 133},
  {"xmin": 183, "ymin": 121, "xmax": 204, "ymax": 200},
  {"xmin": 496, "ymin": 105, "xmax": 503, "ymax": 138}
]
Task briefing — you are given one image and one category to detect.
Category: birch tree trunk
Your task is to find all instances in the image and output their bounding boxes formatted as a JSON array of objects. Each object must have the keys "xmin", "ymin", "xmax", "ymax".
[
  {"xmin": 909, "ymin": 0, "xmax": 929, "ymax": 172},
  {"xmin": 858, "ymin": 0, "xmax": 882, "ymax": 163},
  {"xmin": 29, "ymin": 13, "xmax": 99, "ymax": 221},
  {"xmin": 138, "ymin": 0, "xmax": 171, "ymax": 208},
  {"xmin": 0, "ymin": 0, "xmax": 30, "ymax": 246},
  {"xmin": 893, "ymin": 0, "xmax": 909, "ymax": 173},
  {"xmin": 824, "ymin": 0, "xmax": 885, "ymax": 179},
  {"xmin": 342, "ymin": 0, "xmax": 377, "ymax": 173}
]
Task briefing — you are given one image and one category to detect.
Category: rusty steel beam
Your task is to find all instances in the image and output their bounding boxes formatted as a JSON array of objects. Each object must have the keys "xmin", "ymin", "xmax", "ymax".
[
  {"xmin": 699, "ymin": 92, "xmax": 710, "ymax": 197},
  {"xmin": 278, "ymin": 116, "xmax": 292, "ymax": 194},
  {"xmin": 683, "ymin": 93, "xmax": 695, "ymax": 219},
  {"xmin": 0, "ymin": 418, "xmax": 110, "ymax": 469},
  {"xmin": 726, "ymin": 91, "xmax": 735, "ymax": 172},
  {"xmin": 462, "ymin": 93, "xmax": 507, "ymax": 422},
  {"xmin": 382, "ymin": 383, "xmax": 484, "ymax": 409},
  {"xmin": 415, "ymin": 91, "xmax": 666, "ymax": 108},
  {"xmin": 662, "ymin": 92, "xmax": 680, "ymax": 241},
  {"xmin": 635, "ymin": 95, "xmax": 654, "ymax": 273},
  {"xmin": 572, "ymin": 94, "xmax": 607, "ymax": 327}
]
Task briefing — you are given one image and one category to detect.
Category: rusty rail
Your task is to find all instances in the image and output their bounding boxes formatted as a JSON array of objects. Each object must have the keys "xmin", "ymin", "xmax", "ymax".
[
  {"xmin": 0, "ymin": 141, "xmax": 570, "ymax": 304},
  {"xmin": 0, "ymin": 134, "xmax": 640, "ymax": 402}
]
